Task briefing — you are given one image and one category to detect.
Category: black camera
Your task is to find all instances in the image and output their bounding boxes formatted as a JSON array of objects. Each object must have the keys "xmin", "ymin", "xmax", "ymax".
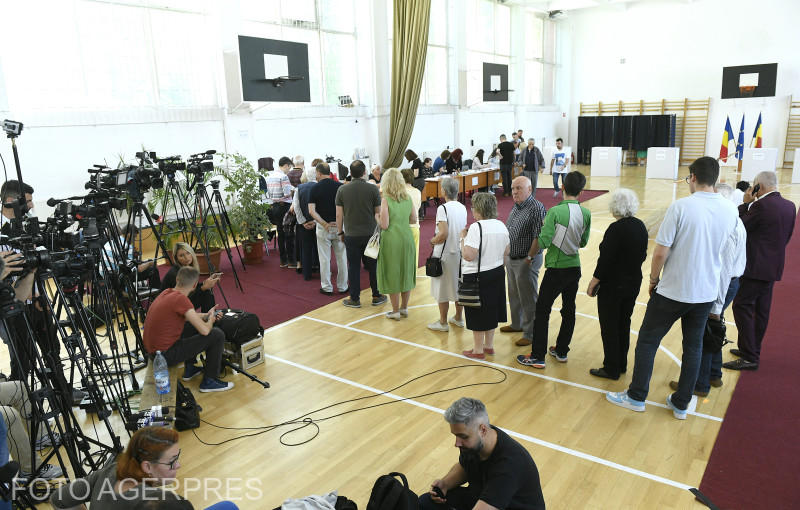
[
  {"xmin": 187, "ymin": 150, "xmax": 216, "ymax": 175},
  {"xmin": 2, "ymin": 119, "xmax": 22, "ymax": 137},
  {"xmin": 157, "ymin": 155, "xmax": 186, "ymax": 178}
]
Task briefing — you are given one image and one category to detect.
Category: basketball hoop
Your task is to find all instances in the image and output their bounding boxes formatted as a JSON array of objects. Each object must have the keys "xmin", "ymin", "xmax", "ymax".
[{"xmin": 739, "ymin": 85, "xmax": 756, "ymax": 97}]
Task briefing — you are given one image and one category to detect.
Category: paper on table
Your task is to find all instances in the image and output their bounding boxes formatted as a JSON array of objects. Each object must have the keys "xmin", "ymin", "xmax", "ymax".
[{"xmin": 490, "ymin": 75, "xmax": 501, "ymax": 92}]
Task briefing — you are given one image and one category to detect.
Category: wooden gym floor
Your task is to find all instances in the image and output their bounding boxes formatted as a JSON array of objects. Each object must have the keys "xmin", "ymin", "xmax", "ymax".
[{"xmin": 13, "ymin": 164, "xmax": 800, "ymax": 509}]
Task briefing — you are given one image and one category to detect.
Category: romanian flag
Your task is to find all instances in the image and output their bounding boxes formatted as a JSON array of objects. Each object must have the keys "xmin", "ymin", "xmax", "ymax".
[
  {"xmin": 735, "ymin": 115, "xmax": 745, "ymax": 160},
  {"xmin": 752, "ymin": 112, "xmax": 763, "ymax": 148},
  {"xmin": 719, "ymin": 116, "xmax": 735, "ymax": 162}
]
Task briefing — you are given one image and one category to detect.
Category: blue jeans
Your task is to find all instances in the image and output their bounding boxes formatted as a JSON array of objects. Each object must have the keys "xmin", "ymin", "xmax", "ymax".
[
  {"xmin": 205, "ymin": 502, "xmax": 239, "ymax": 510},
  {"xmin": 553, "ymin": 172, "xmax": 566, "ymax": 191},
  {"xmin": 627, "ymin": 292, "xmax": 713, "ymax": 410},
  {"xmin": 695, "ymin": 277, "xmax": 740, "ymax": 392}
]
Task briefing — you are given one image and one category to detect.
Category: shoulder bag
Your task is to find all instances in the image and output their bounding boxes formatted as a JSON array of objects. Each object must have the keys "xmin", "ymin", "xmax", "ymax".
[
  {"xmin": 364, "ymin": 225, "xmax": 381, "ymax": 259},
  {"xmin": 425, "ymin": 205, "xmax": 448, "ymax": 277},
  {"xmin": 456, "ymin": 222, "xmax": 482, "ymax": 307}
]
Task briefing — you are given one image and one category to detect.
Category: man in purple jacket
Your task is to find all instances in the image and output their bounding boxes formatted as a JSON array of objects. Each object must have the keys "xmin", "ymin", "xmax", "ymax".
[{"xmin": 724, "ymin": 171, "xmax": 796, "ymax": 370}]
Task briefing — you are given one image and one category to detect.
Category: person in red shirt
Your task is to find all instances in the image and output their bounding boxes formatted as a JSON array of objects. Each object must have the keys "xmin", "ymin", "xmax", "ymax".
[{"xmin": 143, "ymin": 266, "xmax": 233, "ymax": 393}]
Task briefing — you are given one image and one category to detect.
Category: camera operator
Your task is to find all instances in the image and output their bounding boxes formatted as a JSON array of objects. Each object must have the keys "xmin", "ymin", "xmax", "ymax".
[{"xmin": 143, "ymin": 266, "xmax": 232, "ymax": 393}]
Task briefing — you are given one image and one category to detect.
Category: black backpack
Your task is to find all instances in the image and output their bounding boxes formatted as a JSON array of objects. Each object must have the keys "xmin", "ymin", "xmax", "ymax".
[
  {"xmin": 216, "ymin": 309, "xmax": 264, "ymax": 346},
  {"xmin": 366, "ymin": 472, "xmax": 418, "ymax": 510},
  {"xmin": 174, "ymin": 382, "xmax": 202, "ymax": 431}
]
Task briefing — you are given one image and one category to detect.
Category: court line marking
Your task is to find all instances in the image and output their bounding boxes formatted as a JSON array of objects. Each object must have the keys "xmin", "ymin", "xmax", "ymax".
[
  {"xmin": 264, "ymin": 352, "xmax": 694, "ymax": 492},
  {"xmin": 344, "ymin": 303, "xmax": 684, "ymax": 368},
  {"xmin": 297, "ymin": 315, "xmax": 722, "ymax": 422}
]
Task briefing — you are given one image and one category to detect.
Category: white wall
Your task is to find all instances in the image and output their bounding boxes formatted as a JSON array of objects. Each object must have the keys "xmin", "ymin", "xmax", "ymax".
[{"xmin": 564, "ymin": 0, "xmax": 800, "ymax": 165}]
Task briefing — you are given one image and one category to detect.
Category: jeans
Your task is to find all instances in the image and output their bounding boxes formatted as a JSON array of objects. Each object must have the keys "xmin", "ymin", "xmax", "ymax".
[
  {"xmin": 316, "ymin": 224, "xmax": 348, "ymax": 292},
  {"xmin": 500, "ymin": 163, "xmax": 513, "ymax": 195},
  {"xmin": 505, "ymin": 254, "xmax": 542, "ymax": 341},
  {"xmin": 553, "ymin": 172, "xmax": 566, "ymax": 191},
  {"xmin": 163, "ymin": 327, "xmax": 225, "ymax": 379},
  {"xmin": 696, "ymin": 277, "xmax": 740, "ymax": 392},
  {"xmin": 343, "ymin": 235, "xmax": 380, "ymax": 302},
  {"xmin": 530, "ymin": 267, "xmax": 581, "ymax": 360},
  {"xmin": 296, "ymin": 223, "xmax": 318, "ymax": 280},
  {"xmin": 627, "ymin": 293, "xmax": 713, "ymax": 410}
]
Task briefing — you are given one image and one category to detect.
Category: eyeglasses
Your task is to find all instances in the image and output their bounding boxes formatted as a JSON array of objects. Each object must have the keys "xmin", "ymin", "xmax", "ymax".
[
  {"xmin": 152, "ymin": 449, "xmax": 181, "ymax": 470},
  {"xmin": 684, "ymin": 174, "xmax": 692, "ymax": 184}
]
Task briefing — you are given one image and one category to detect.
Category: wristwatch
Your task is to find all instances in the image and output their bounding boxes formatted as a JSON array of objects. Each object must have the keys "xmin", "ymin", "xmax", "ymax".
[{"xmin": 526, "ymin": 255, "xmax": 533, "ymax": 261}]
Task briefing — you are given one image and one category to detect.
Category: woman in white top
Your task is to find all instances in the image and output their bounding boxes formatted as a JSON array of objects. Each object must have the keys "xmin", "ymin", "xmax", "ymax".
[
  {"xmin": 460, "ymin": 192, "xmax": 510, "ymax": 359},
  {"xmin": 427, "ymin": 177, "xmax": 468, "ymax": 332},
  {"xmin": 402, "ymin": 169, "xmax": 422, "ymax": 264},
  {"xmin": 471, "ymin": 149, "xmax": 488, "ymax": 169}
]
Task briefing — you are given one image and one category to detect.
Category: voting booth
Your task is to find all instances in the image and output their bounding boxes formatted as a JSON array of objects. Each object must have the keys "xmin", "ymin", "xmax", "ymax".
[
  {"xmin": 740, "ymin": 148, "xmax": 778, "ymax": 181},
  {"xmin": 645, "ymin": 147, "xmax": 680, "ymax": 180},
  {"xmin": 590, "ymin": 147, "xmax": 622, "ymax": 177}
]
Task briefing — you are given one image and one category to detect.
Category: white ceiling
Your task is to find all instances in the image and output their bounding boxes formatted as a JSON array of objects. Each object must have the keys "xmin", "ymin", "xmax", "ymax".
[{"xmin": 504, "ymin": 0, "xmax": 657, "ymax": 15}]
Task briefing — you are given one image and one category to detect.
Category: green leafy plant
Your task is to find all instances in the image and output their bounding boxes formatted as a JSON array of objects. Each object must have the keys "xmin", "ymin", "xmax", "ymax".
[{"xmin": 213, "ymin": 153, "xmax": 272, "ymax": 243}]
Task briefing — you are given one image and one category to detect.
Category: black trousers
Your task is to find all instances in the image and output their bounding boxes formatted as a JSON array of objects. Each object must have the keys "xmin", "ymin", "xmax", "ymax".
[
  {"xmin": 296, "ymin": 223, "xmax": 318, "ymax": 281},
  {"xmin": 163, "ymin": 327, "xmax": 225, "ymax": 379},
  {"xmin": 419, "ymin": 488, "xmax": 478, "ymax": 510},
  {"xmin": 500, "ymin": 163, "xmax": 513, "ymax": 195},
  {"xmin": 343, "ymin": 235, "xmax": 379, "ymax": 302},
  {"xmin": 531, "ymin": 267, "xmax": 581, "ymax": 360},
  {"xmin": 732, "ymin": 276, "xmax": 774, "ymax": 363},
  {"xmin": 597, "ymin": 285, "xmax": 638, "ymax": 377},
  {"xmin": 268, "ymin": 202, "xmax": 295, "ymax": 265}
]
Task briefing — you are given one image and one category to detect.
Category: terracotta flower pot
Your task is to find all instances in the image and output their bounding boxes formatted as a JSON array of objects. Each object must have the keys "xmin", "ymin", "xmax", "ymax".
[
  {"xmin": 196, "ymin": 248, "xmax": 223, "ymax": 275},
  {"xmin": 243, "ymin": 240, "xmax": 265, "ymax": 264}
]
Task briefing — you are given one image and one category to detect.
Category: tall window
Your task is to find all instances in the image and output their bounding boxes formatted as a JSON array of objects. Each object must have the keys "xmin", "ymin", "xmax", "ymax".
[
  {"xmin": 387, "ymin": 0, "xmax": 449, "ymax": 105},
  {"xmin": 465, "ymin": 0, "xmax": 511, "ymax": 106},
  {"xmin": 242, "ymin": 0, "xmax": 359, "ymax": 106},
  {"xmin": 524, "ymin": 11, "xmax": 545, "ymax": 105},
  {"xmin": 0, "ymin": 0, "xmax": 217, "ymax": 112}
]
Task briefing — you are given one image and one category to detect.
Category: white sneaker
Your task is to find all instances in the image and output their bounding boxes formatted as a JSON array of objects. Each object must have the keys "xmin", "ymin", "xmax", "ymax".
[
  {"xmin": 21, "ymin": 463, "xmax": 63, "ymax": 480},
  {"xmin": 427, "ymin": 320, "xmax": 449, "ymax": 332},
  {"xmin": 399, "ymin": 309, "xmax": 408, "ymax": 318},
  {"xmin": 553, "ymin": 191, "xmax": 559, "ymax": 198},
  {"xmin": 448, "ymin": 316, "xmax": 466, "ymax": 328},
  {"xmin": 386, "ymin": 311, "xmax": 402, "ymax": 320}
]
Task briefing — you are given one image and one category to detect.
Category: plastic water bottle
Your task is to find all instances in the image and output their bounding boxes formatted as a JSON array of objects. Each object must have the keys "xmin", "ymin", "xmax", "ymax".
[{"xmin": 154, "ymin": 351, "xmax": 170, "ymax": 395}]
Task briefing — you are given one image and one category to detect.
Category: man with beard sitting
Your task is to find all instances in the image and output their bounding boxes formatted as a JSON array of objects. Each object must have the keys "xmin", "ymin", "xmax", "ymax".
[{"xmin": 420, "ymin": 398, "xmax": 545, "ymax": 510}]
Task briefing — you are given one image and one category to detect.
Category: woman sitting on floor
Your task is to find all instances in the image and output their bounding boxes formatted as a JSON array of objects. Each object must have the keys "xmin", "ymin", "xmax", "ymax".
[{"xmin": 160, "ymin": 242, "xmax": 220, "ymax": 313}]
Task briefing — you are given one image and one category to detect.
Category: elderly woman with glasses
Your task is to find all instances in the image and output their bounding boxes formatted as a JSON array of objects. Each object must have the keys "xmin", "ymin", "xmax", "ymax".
[
  {"xmin": 50, "ymin": 427, "xmax": 237, "ymax": 510},
  {"xmin": 586, "ymin": 188, "xmax": 648, "ymax": 380}
]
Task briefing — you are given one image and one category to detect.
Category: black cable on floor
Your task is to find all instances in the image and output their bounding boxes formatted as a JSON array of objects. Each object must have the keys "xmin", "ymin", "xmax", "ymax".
[{"xmin": 192, "ymin": 364, "xmax": 507, "ymax": 447}]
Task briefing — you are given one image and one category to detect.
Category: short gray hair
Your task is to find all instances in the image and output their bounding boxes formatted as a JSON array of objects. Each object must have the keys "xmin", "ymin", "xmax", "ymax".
[
  {"xmin": 471, "ymin": 192, "xmax": 497, "ymax": 219},
  {"xmin": 755, "ymin": 171, "xmax": 777, "ymax": 189},
  {"xmin": 444, "ymin": 398, "xmax": 489, "ymax": 427},
  {"xmin": 293, "ymin": 155, "xmax": 304, "ymax": 168},
  {"xmin": 441, "ymin": 177, "xmax": 459, "ymax": 200},
  {"xmin": 716, "ymin": 183, "xmax": 734, "ymax": 200},
  {"xmin": 527, "ymin": 138, "xmax": 535, "ymax": 143},
  {"xmin": 609, "ymin": 188, "xmax": 639, "ymax": 218}
]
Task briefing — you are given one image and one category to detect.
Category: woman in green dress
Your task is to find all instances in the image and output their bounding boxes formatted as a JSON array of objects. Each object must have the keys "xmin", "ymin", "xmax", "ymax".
[{"xmin": 377, "ymin": 168, "xmax": 417, "ymax": 320}]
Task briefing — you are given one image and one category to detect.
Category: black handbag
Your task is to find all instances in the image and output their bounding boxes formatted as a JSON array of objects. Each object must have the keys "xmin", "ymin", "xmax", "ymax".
[
  {"xmin": 425, "ymin": 205, "xmax": 448, "ymax": 277},
  {"xmin": 456, "ymin": 222, "xmax": 482, "ymax": 307},
  {"xmin": 702, "ymin": 315, "xmax": 727, "ymax": 354},
  {"xmin": 175, "ymin": 382, "xmax": 202, "ymax": 431}
]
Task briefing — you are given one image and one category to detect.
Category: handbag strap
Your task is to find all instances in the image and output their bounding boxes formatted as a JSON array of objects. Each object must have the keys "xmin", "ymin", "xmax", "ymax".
[
  {"xmin": 458, "ymin": 221, "xmax": 482, "ymax": 279},
  {"xmin": 430, "ymin": 204, "xmax": 449, "ymax": 258}
]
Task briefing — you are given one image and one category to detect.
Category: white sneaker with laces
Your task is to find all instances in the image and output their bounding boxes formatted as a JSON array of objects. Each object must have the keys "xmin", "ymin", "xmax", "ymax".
[
  {"xmin": 427, "ymin": 320, "xmax": 449, "ymax": 332},
  {"xmin": 22, "ymin": 463, "xmax": 63, "ymax": 480},
  {"xmin": 448, "ymin": 316, "xmax": 466, "ymax": 328}
]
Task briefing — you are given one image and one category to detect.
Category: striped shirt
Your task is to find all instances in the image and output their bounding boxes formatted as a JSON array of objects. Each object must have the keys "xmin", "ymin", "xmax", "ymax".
[
  {"xmin": 263, "ymin": 171, "xmax": 292, "ymax": 204},
  {"xmin": 506, "ymin": 195, "xmax": 546, "ymax": 258}
]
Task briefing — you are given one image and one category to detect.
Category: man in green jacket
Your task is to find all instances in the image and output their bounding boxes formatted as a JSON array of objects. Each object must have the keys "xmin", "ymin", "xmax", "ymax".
[{"xmin": 517, "ymin": 171, "xmax": 591, "ymax": 369}]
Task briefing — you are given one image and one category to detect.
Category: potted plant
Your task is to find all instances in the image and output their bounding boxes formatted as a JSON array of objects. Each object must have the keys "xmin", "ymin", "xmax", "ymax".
[
  {"xmin": 213, "ymin": 153, "xmax": 272, "ymax": 264},
  {"xmin": 193, "ymin": 216, "xmax": 226, "ymax": 274}
]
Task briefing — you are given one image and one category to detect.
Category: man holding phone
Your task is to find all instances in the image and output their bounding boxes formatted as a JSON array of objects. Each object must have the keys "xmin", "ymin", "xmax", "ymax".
[{"xmin": 143, "ymin": 266, "xmax": 233, "ymax": 393}]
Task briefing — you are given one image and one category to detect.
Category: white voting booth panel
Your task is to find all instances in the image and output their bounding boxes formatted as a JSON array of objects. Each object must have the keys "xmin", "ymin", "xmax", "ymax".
[
  {"xmin": 741, "ymin": 148, "xmax": 778, "ymax": 181},
  {"xmin": 590, "ymin": 147, "xmax": 622, "ymax": 177},
  {"xmin": 645, "ymin": 147, "xmax": 680, "ymax": 179},
  {"xmin": 792, "ymin": 148, "xmax": 800, "ymax": 184}
]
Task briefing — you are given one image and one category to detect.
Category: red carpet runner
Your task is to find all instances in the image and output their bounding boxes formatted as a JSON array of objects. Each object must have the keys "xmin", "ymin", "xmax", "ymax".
[
  {"xmin": 204, "ymin": 189, "xmax": 607, "ymax": 329},
  {"xmin": 698, "ymin": 210, "xmax": 800, "ymax": 509}
]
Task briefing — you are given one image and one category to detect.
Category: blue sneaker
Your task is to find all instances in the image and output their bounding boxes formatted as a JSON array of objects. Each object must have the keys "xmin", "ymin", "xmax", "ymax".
[
  {"xmin": 199, "ymin": 377, "xmax": 234, "ymax": 393},
  {"xmin": 548, "ymin": 346, "xmax": 567, "ymax": 363},
  {"xmin": 516, "ymin": 355, "xmax": 545, "ymax": 369},
  {"xmin": 182, "ymin": 364, "xmax": 203, "ymax": 381},
  {"xmin": 606, "ymin": 391, "xmax": 646, "ymax": 412},
  {"xmin": 666, "ymin": 394, "xmax": 687, "ymax": 420}
]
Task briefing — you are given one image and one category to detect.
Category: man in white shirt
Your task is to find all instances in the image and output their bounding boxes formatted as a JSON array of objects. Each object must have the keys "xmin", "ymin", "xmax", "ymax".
[
  {"xmin": 549, "ymin": 138, "xmax": 572, "ymax": 199},
  {"xmin": 606, "ymin": 157, "xmax": 738, "ymax": 420}
]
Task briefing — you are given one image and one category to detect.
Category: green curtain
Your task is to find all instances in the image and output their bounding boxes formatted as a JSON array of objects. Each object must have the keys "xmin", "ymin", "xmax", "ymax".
[{"xmin": 383, "ymin": 0, "xmax": 431, "ymax": 169}]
